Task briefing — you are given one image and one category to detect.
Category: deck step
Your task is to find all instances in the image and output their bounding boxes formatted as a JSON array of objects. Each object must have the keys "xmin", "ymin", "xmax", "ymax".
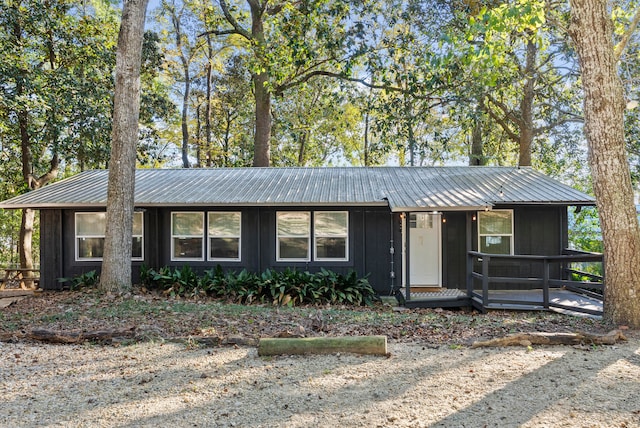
[
  {"xmin": 471, "ymin": 297, "xmax": 545, "ymax": 311},
  {"xmin": 410, "ymin": 286, "xmax": 445, "ymax": 293},
  {"xmin": 405, "ymin": 297, "xmax": 471, "ymax": 309}
]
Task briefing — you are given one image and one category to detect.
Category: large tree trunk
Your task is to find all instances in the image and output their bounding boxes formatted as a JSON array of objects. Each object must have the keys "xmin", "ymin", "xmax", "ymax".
[
  {"xmin": 250, "ymin": 0, "xmax": 271, "ymax": 167},
  {"xmin": 518, "ymin": 38, "xmax": 537, "ymax": 167},
  {"xmin": 569, "ymin": 0, "xmax": 640, "ymax": 327},
  {"xmin": 100, "ymin": 0, "xmax": 149, "ymax": 293},
  {"xmin": 252, "ymin": 71, "xmax": 271, "ymax": 167}
]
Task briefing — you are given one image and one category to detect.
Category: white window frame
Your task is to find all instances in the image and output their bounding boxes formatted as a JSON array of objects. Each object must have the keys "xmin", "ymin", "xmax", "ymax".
[
  {"xmin": 171, "ymin": 211, "xmax": 205, "ymax": 261},
  {"xmin": 314, "ymin": 211, "xmax": 349, "ymax": 261},
  {"xmin": 477, "ymin": 209, "xmax": 514, "ymax": 255},
  {"xmin": 207, "ymin": 212, "xmax": 241, "ymax": 262},
  {"xmin": 276, "ymin": 211, "xmax": 311, "ymax": 262},
  {"xmin": 75, "ymin": 212, "xmax": 144, "ymax": 261}
]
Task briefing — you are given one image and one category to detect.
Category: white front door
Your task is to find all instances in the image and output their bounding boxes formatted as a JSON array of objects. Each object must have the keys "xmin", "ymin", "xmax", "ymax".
[{"xmin": 409, "ymin": 213, "xmax": 442, "ymax": 286}]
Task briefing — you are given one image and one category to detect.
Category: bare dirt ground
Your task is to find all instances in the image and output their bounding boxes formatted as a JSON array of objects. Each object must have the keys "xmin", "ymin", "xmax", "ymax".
[{"xmin": 1, "ymin": 291, "xmax": 640, "ymax": 427}]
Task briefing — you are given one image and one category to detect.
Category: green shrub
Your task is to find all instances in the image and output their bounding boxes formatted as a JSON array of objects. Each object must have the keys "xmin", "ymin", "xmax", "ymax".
[
  {"xmin": 140, "ymin": 265, "xmax": 201, "ymax": 297},
  {"xmin": 139, "ymin": 265, "xmax": 378, "ymax": 306},
  {"xmin": 58, "ymin": 270, "xmax": 100, "ymax": 290}
]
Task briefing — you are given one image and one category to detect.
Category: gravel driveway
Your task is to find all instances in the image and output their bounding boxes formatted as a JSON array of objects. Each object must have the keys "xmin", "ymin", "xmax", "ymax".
[{"xmin": 2, "ymin": 339, "xmax": 640, "ymax": 427}]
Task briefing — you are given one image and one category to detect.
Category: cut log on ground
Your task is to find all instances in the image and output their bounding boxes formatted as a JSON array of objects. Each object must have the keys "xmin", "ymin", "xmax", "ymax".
[
  {"xmin": 471, "ymin": 330, "xmax": 627, "ymax": 348},
  {"xmin": 26, "ymin": 327, "xmax": 137, "ymax": 344},
  {"xmin": 258, "ymin": 335, "xmax": 388, "ymax": 356}
]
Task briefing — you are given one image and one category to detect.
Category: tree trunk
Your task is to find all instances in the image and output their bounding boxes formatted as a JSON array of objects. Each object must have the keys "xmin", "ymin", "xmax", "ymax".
[
  {"xmin": 569, "ymin": 0, "xmax": 640, "ymax": 327},
  {"xmin": 171, "ymin": 5, "xmax": 191, "ymax": 168},
  {"xmin": 250, "ymin": 0, "xmax": 271, "ymax": 167},
  {"xmin": 100, "ymin": 0, "xmax": 149, "ymax": 293},
  {"xmin": 224, "ymin": 112, "xmax": 233, "ymax": 166},
  {"xmin": 252, "ymin": 71, "xmax": 271, "ymax": 167},
  {"xmin": 17, "ymin": 88, "xmax": 59, "ymax": 273},
  {"xmin": 195, "ymin": 103, "xmax": 202, "ymax": 167},
  {"xmin": 518, "ymin": 38, "xmax": 537, "ymax": 167},
  {"xmin": 297, "ymin": 131, "xmax": 307, "ymax": 166},
  {"xmin": 364, "ymin": 109, "xmax": 370, "ymax": 166},
  {"xmin": 205, "ymin": 35, "xmax": 214, "ymax": 167},
  {"xmin": 19, "ymin": 210, "xmax": 35, "ymax": 270},
  {"xmin": 469, "ymin": 102, "xmax": 485, "ymax": 166},
  {"xmin": 181, "ymin": 78, "xmax": 191, "ymax": 168}
]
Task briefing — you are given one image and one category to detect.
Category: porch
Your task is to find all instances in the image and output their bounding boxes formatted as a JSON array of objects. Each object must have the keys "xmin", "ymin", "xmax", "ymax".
[{"xmin": 403, "ymin": 250, "xmax": 604, "ymax": 317}]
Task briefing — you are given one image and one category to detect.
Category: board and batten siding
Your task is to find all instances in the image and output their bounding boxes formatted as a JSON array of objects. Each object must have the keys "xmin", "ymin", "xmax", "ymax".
[
  {"xmin": 39, "ymin": 205, "xmax": 569, "ymax": 294},
  {"xmin": 40, "ymin": 206, "xmax": 401, "ymax": 294},
  {"xmin": 469, "ymin": 205, "xmax": 568, "ymax": 290}
]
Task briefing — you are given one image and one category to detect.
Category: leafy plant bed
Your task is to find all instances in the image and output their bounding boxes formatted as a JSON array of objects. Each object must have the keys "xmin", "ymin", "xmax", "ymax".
[{"xmin": 140, "ymin": 265, "xmax": 379, "ymax": 306}]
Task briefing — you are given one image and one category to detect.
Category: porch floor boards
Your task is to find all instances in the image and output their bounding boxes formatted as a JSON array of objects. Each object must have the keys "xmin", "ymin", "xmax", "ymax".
[{"xmin": 404, "ymin": 288, "xmax": 603, "ymax": 317}]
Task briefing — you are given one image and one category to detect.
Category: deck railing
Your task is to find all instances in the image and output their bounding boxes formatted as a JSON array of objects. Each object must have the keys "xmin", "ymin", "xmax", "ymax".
[{"xmin": 466, "ymin": 250, "xmax": 603, "ymax": 316}]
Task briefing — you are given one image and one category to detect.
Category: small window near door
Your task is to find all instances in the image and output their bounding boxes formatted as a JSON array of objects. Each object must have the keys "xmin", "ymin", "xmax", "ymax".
[
  {"xmin": 208, "ymin": 212, "xmax": 241, "ymax": 261},
  {"xmin": 478, "ymin": 210, "xmax": 513, "ymax": 254}
]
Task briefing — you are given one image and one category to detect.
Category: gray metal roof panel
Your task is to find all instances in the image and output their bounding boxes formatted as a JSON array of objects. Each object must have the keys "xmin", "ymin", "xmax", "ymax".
[{"xmin": 0, "ymin": 167, "xmax": 595, "ymax": 210}]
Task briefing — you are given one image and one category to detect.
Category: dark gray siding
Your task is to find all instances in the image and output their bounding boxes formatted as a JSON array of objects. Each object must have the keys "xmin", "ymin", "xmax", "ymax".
[
  {"xmin": 443, "ymin": 212, "xmax": 468, "ymax": 289},
  {"xmin": 469, "ymin": 205, "xmax": 568, "ymax": 290},
  {"xmin": 40, "ymin": 209, "xmax": 63, "ymax": 290},
  {"xmin": 67, "ymin": 205, "xmax": 397, "ymax": 294},
  {"xmin": 45, "ymin": 204, "xmax": 569, "ymax": 295}
]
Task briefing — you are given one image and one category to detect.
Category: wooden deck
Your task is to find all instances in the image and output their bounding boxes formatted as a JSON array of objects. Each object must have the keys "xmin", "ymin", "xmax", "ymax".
[{"xmin": 403, "ymin": 288, "xmax": 603, "ymax": 317}]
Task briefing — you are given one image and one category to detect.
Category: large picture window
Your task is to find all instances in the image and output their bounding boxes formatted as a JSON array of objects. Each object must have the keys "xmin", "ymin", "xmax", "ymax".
[
  {"xmin": 478, "ymin": 210, "xmax": 513, "ymax": 255},
  {"xmin": 277, "ymin": 212, "xmax": 311, "ymax": 261},
  {"xmin": 314, "ymin": 211, "xmax": 348, "ymax": 260},
  {"xmin": 208, "ymin": 212, "xmax": 241, "ymax": 261},
  {"xmin": 172, "ymin": 212, "xmax": 204, "ymax": 260},
  {"xmin": 76, "ymin": 212, "xmax": 143, "ymax": 261}
]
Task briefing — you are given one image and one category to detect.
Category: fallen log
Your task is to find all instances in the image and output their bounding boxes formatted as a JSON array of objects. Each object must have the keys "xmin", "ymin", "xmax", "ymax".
[
  {"xmin": 26, "ymin": 327, "xmax": 137, "ymax": 344},
  {"xmin": 471, "ymin": 330, "xmax": 626, "ymax": 348},
  {"xmin": 258, "ymin": 335, "xmax": 388, "ymax": 356}
]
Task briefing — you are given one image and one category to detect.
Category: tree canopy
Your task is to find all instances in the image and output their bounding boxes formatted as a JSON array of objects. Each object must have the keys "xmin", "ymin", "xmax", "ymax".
[{"xmin": 3, "ymin": 0, "xmax": 640, "ymax": 324}]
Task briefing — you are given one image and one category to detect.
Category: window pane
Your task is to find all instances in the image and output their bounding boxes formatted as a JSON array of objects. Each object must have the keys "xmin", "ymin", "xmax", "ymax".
[
  {"xmin": 315, "ymin": 212, "xmax": 347, "ymax": 236},
  {"xmin": 479, "ymin": 211, "xmax": 512, "ymax": 235},
  {"xmin": 210, "ymin": 238, "xmax": 240, "ymax": 259},
  {"xmin": 132, "ymin": 237, "xmax": 143, "ymax": 259},
  {"xmin": 480, "ymin": 236, "xmax": 511, "ymax": 254},
  {"xmin": 279, "ymin": 237, "xmax": 309, "ymax": 259},
  {"xmin": 78, "ymin": 237, "xmax": 104, "ymax": 258},
  {"xmin": 76, "ymin": 213, "xmax": 106, "ymax": 236},
  {"xmin": 173, "ymin": 237, "xmax": 203, "ymax": 258},
  {"xmin": 277, "ymin": 212, "xmax": 310, "ymax": 236},
  {"xmin": 133, "ymin": 212, "xmax": 143, "ymax": 236},
  {"xmin": 209, "ymin": 212, "xmax": 240, "ymax": 236},
  {"xmin": 172, "ymin": 212, "xmax": 203, "ymax": 236},
  {"xmin": 316, "ymin": 237, "xmax": 346, "ymax": 259}
]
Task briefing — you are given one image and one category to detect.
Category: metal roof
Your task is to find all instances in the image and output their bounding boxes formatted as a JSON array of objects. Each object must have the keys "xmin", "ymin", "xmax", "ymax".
[{"xmin": 0, "ymin": 167, "xmax": 595, "ymax": 211}]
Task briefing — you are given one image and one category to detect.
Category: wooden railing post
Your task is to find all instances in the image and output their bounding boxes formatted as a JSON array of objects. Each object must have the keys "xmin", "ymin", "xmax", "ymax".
[
  {"xmin": 543, "ymin": 258, "xmax": 550, "ymax": 309},
  {"xmin": 482, "ymin": 255, "xmax": 490, "ymax": 310},
  {"xmin": 466, "ymin": 252, "xmax": 473, "ymax": 298}
]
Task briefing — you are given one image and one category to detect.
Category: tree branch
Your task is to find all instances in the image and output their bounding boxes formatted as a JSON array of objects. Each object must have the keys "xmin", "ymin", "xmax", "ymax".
[
  {"xmin": 534, "ymin": 116, "xmax": 584, "ymax": 135},
  {"xmin": 485, "ymin": 94, "xmax": 524, "ymax": 129},
  {"xmin": 614, "ymin": 7, "xmax": 640, "ymax": 62},
  {"xmin": 215, "ymin": 0, "xmax": 252, "ymax": 41},
  {"xmin": 483, "ymin": 98, "xmax": 521, "ymax": 143},
  {"xmin": 275, "ymin": 70, "xmax": 440, "ymax": 101}
]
